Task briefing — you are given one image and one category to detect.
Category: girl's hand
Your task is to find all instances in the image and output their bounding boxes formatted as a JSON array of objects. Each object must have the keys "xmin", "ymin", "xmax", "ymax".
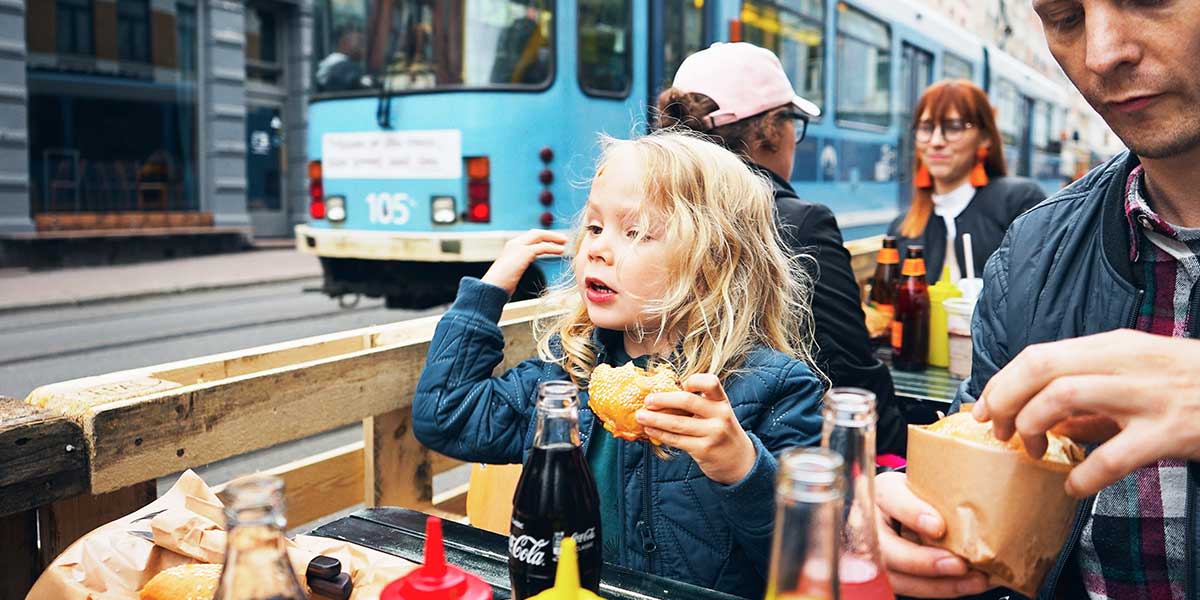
[
  {"xmin": 635, "ymin": 374, "xmax": 757, "ymax": 485},
  {"xmin": 481, "ymin": 230, "xmax": 569, "ymax": 295}
]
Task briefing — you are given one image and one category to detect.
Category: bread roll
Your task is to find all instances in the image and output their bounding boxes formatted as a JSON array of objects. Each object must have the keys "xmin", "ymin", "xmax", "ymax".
[
  {"xmin": 927, "ymin": 412, "xmax": 1084, "ymax": 465},
  {"xmin": 588, "ymin": 362, "xmax": 681, "ymax": 443},
  {"xmin": 139, "ymin": 563, "xmax": 222, "ymax": 600}
]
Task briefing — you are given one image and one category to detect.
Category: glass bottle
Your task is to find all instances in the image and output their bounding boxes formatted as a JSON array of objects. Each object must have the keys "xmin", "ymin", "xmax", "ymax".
[
  {"xmin": 867, "ymin": 236, "xmax": 901, "ymax": 347},
  {"xmin": 508, "ymin": 381, "xmax": 602, "ymax": 599},
  {"xmin": 822, "ymin": 388, "xmax": 895, "ymax": 600},
  {"xmin": 215, "ymin": 474, "xmax": 306, "ymax": 600},
  {"xmin": 765, "ymin": 448, "xmax": 845, "ymax": 600},
  {"xmin": 892, "ymin": 246, "xmax": 930, "ymax": 371}
]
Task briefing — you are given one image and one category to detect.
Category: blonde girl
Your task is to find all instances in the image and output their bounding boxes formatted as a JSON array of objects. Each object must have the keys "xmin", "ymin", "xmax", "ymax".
[{"xmin": 412, "ymin": 130, "xmax": 826, "ymax": 596}]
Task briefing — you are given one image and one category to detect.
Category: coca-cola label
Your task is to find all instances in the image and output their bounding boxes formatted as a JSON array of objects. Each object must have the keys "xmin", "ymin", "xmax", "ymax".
[{"xmin": 509, "ymin": 522, "xmax": 598, "ymax": 566}]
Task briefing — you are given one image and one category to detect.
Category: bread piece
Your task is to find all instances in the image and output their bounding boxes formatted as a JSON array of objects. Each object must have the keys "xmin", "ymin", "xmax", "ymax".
[
  {"xmin": 927, "ymin": 412, "xmax": 1084, "ymax": 465},
  {"xmin": 588, "ymin": 362, "xmax": 681, "ymax": 443},
  {"xmin": 140, "ymin": 563, "xmax": 222, "ymax": 600}
]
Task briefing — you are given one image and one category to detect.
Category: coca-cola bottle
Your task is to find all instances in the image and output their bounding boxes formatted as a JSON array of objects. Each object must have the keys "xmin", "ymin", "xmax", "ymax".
[
  {"xmin": 508, "ymin": 381, "xmax": 602, "ymax": 599},
  {"xmin": 822, "ymin": 388, "xmax": 895, "ymax": 600},
  {"xmin": 867, "ymin": 236, "xmax": 901, "ymax": 347},
  {"xmin": 892, "ymin": 246, "xmax": 930, "ymax": 371}
]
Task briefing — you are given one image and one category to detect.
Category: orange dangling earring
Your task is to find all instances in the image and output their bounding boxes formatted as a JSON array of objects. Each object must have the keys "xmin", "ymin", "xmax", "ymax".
[
  {"xmin": 970, "ymin": 147, "xmax": 990, "ymax": 187},
  {"xmin": 915, "ymin": 160, "xmax": 932, "ymax": 188}
]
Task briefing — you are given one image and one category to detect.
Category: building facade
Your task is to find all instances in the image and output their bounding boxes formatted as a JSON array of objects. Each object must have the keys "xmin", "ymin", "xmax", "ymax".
[{"xmin": 0, "ymin": 0, "xmax": 313, "ymax": 241}]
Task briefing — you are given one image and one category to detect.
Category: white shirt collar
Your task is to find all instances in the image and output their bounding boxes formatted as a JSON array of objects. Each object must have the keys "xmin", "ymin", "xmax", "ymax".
[{"xmin": 931, "ymin": 181, "xmax": 976, "ymax": 220}]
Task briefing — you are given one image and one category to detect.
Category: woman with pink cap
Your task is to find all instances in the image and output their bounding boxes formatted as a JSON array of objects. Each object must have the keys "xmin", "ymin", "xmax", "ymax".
[{"xmin": 657, "ymin": 42, "xmax": 906, "ymax": 455}]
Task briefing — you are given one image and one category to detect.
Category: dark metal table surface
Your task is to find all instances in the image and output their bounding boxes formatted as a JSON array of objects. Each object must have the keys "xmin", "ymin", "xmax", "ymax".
[
  {"xmin": 880, "ymin": 348, "xmax": 963, "ymax": 425},
  {"xmin": 311, "ymin": 508, "xmax": 745, "ymax": 600}
]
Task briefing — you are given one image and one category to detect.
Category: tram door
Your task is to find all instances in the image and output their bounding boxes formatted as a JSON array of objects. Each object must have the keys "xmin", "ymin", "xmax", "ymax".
[{"xmin": 899, "ymin": 43, "xmax": 933, "ymax": 208}]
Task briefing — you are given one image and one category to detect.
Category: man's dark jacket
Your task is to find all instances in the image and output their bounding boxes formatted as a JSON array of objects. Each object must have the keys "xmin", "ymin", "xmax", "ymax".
[
  {"xmin": 887, "ymin": 177, "xmax": 1046, "ymax": 284},
  {"xmin": 755, "ymin": 165, "xmax": 907, "ymax": 455},
  {"xmin": 956, "ymin": 152, "xmax": 1199, "ymax": 599}
]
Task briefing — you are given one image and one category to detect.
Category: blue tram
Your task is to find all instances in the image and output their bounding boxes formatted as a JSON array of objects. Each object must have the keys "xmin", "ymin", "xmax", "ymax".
[{"xmin": 298, "ymin": 0, "xmax": 1083, "ymax": 308}]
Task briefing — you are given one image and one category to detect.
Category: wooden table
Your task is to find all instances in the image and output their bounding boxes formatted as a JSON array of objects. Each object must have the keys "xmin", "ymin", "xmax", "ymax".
[{"xmin": 311, "ymin": 508, "xmax": 744, "ymax": 600}]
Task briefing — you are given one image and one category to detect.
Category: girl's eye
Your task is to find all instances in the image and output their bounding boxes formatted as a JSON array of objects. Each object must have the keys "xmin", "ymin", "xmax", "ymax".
[{"xmin": 586, "ymin": 224, "xmax": 602, "ymax": 235}]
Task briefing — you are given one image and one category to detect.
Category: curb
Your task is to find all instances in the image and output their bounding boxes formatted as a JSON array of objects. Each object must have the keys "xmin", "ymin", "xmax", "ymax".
[{"xmin": 0, "ymin": 273, "xmax": 323, "ymax": 315}]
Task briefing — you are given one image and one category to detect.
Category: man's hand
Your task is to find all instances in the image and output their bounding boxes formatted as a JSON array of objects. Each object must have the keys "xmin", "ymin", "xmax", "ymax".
[
  {"xmin": 874, "ymin": 472, "xmax": 990, "ymax": 597},
  {"xmin": 974, "ymin": 329, "xmax": 1200, "ymax": 497}
]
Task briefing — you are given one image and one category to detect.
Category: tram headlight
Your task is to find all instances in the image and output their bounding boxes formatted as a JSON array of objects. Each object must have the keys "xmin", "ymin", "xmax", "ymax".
[
  {"xmin": 325, "ymin": 196, "xmax": 346, "ymax": 223},
  {"xmin": 432, "ymin": 196, "xmax": 457, "ymax": 224}
]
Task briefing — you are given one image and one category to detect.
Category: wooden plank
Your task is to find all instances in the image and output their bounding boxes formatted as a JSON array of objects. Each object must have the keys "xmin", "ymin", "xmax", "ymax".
[
  {"xmin": 0, "ymin": 509, "xmax": 39, "ymax": 599},
  {"xmin": 27, "ymin": 299, "xmax": 560, "ymax": 494},
  {"xmin": 365, "ymin": 406, "xmax": 434, "ymax": 512},
  {"xmin": 845, "ymin": 235, "xmax": 884, "ymax": 296},
  {"xmin": 466, "ymin": 463, "xmax": 523, "ymax": 536},
  {"xmin": 0, "ymin": 398, "xmax": 87, "ymax": 517},
  {"xmin": 37, "ymin": 481, "xmax": 157, "ymax": 571},
  {"xmin": 431, "ymin": 452, "xmax": 463, "ymax": 476},
  {"xmin": 213, "ymin": 442, "xmax": 364, "ymax": 529}
]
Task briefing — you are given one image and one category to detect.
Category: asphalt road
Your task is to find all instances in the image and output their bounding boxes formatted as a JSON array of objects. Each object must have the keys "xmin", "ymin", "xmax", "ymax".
[{"xmin": 0, "ymin": 280, "xmax": 468, "ymax": 525}]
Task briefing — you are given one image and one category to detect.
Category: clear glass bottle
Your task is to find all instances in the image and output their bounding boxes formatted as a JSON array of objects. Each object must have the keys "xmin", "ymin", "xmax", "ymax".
[
  {"xmin": 765, "ymin": 448, "xmax": 844, "ymax": 600},
  {"xmin": 215, "ymin": 474, "xmax": 307, "ymax": 600},
  {"xmin": 822, "ymin": 388, "xmax": 895, "ymax": 600}
]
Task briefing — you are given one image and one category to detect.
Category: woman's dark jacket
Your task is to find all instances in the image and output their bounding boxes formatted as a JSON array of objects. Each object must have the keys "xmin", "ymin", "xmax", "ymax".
[
  {"xmin": 887, "ymin": 177, "xmax": 1047, "ymax": 284},
  {"xmin": 754, "ymin": 165, "xmax": 906, "ymax": 455}
]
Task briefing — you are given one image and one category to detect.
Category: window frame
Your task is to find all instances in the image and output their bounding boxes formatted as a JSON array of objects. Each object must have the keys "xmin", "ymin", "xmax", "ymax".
[
  {"xmin": 834, "ymin": 4, "xmax": 893, "ymax": 131},
  {"xmin": 942, "ymin": 52, "xmax": 974, "ymax": 82},
  {"xmin": 117, "ymin": 0, "xmax": 152, "ymax": 64},
  {"xmin": 56, "ymin": 0, "xmax": 95, "ymax": 57},
  {"xmin": 740, "ymin": 0, "xmax": 827, "ymax": 121},
  {"xmin": 309, "ymin": 0, "xmax": 559, "ymax": 100},
  {"xmin": 576, "ymin": 0, "xmax": 633, "ymax": 99}
]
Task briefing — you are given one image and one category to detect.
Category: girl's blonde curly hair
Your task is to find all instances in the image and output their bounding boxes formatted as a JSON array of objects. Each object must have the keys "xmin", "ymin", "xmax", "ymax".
[{"xmin": 535, "ymin": 129, "xmax": 820, "ymax": 386}]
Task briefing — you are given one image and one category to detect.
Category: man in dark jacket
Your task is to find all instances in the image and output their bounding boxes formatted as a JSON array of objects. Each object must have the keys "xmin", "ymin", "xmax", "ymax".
[{"xmin": 873, "ymin": 1, "xmax": 1200, "ymax": 598}]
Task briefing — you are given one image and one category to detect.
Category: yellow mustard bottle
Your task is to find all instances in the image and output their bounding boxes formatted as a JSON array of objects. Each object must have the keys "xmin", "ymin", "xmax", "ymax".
[
  {"xmin": 927, "ymin": 266, "xmax": 962, "ymax": 368},
  {"xmin": 526, "ymin": 537, "xmax": 602, "ymax": 600}
]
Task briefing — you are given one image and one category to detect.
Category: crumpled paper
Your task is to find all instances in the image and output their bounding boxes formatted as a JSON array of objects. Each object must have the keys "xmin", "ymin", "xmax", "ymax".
[
  {"xmin": 906, "ymin": 423, "xmax": 1082, "ymax": 597},
  {"xmin": 28, "ymin": 470, "xmax": 417, "ymax": 600}
]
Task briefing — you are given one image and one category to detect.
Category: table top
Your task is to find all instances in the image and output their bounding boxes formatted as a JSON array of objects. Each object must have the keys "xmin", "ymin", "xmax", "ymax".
[
  {"xmin": 311, "ymin": 508, "xmax": 745, "ymax": 600},
  {"xmin": 890, "ymin": 365, "xmax": 961, "ymax": 405}
]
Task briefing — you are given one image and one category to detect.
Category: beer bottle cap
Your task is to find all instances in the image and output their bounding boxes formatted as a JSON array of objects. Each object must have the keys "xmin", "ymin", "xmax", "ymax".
[
  {"xmin": 380, "ymin": 517, "xmax": 493, "ymax": 600},
  {"xmin": 526, "ymin": 537, "xmax": 603, "ymax": 600}
]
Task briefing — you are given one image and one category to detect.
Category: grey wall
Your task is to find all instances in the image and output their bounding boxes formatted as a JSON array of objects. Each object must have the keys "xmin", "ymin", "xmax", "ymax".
[
  {"xmin": 202, "ymin": 0, "xmax": 250, "ymax": 229},
  {"xmin": 0, "ymin": 0, "xmax": 32, "ymax": 233},
  {"xmin": 285, "ymin": 1, "xmax": 312, "ymax": 229}
]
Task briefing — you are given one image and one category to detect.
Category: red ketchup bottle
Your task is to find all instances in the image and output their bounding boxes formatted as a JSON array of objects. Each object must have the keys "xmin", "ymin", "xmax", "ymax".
[{"xmin": 380, "ymin": 517, "xmax": 493, "ymax": 600}]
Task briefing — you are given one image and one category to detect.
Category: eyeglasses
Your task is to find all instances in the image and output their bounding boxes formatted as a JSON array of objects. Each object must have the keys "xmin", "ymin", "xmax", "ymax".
[
  {"xmin": 914, "ymin": 118, "xmax": 975, "ymax": 143},
  {"xmin": 787, "ymin": 111, "xmax": 811, "ymax": 144}
]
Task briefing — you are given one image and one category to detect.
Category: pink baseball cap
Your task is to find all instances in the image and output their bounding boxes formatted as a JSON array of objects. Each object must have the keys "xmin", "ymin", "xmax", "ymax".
[{"xmin": 671, "ymin": 42, "xmax": 821, "ymax": 128}]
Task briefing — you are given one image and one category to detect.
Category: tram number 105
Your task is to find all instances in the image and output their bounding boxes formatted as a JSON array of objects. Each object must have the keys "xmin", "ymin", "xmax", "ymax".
[{"xmin": 365, "ymin": 192, "xmax": 416, "ymax": 226}]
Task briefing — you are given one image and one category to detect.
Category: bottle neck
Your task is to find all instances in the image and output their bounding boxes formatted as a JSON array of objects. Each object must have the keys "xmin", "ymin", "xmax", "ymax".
[
  {"xmin": 534, "ymin": 381, "xmax": 581, "ymax": 448},
  {"xmin": 768, "ymin": 449, "xmax": 844, "ymax": 600},
  {"xmin": 821, "ymin": 389, "xmax": 884, "ymax": 563}
]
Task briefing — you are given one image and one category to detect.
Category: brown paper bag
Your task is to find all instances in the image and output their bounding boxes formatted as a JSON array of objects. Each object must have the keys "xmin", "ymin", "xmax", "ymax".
[{"xmin": 906, "ymin": 424, "xmax": 1082, "ymax": 597}]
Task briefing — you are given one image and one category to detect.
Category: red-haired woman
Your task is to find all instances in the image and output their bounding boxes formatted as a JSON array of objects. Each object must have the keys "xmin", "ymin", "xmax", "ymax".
[{"xmin": 888, "ymin": 80, "xmax": 1046, "ymax": 283}]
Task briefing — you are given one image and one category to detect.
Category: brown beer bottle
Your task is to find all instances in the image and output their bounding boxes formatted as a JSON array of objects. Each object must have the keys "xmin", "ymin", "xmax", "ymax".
[
  {"xmin": 867, "ymin": 237, "xmax": 901, "ymax": 346},
  {"xmin": 892, "ymin": 246, "xmax": 930, "ymax": 372}
]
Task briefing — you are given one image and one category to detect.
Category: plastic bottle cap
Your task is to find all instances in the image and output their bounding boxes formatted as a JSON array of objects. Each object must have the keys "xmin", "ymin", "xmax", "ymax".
[
  {"xmin": 928, "ymin": 267, "xmax": 963, "ymax": 303},
  {"xmin": 379, "ymin": 517, "xmax": 493, "ymax": 600},
  {"xmin": 525, "ymin": 537, "xmax": 603, "ymax": 600}
]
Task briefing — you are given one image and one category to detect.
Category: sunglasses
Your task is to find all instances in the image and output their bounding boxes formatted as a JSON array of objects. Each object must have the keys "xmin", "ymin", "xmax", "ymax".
[{"xmin": 914, "ymin": 118, "xmax": 975, "ymax": 142}]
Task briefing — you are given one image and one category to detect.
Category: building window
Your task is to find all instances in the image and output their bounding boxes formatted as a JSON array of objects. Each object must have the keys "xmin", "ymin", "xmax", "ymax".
[
  {"xmin": 246, "ymin": 7, "xmax": 282, "ymax": 84},
  {"xmin": 177, "ymin": 1, "xmax": 197, "ymax": 75},
  {"xmin": 578, "ymin": 0, "xmax": 632, "ymax": 97},
  {"xmin": 56, "ymin": 0, "xmax": 95, "ymax": 56},
  {"xmin": 836, "ymin": 4, "xmax": 891, "ymax": 128},
  {"xmin": 117, "ymin": 0, "xmax": 152, "ymax": 63},
  {"xmin": 742, "ymin": 0, "xmax": 825, "ymax": 115}
]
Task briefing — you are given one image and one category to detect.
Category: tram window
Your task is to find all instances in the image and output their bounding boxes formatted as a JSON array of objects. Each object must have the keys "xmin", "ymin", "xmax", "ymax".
[
  {"xmin": 1032, "ymin": 100, "xmax": 1050, "ymax": 149},
  {"xmin": 660, "ymin": 0, "xmax": 706, "ymax": 91},
  {"xmin": 311, "ymin": 0, "xmax": 555, "ymax": 94},
  {"xmin": 993, "ymin": 78, "xmax": 1020, "ymax": 145},
  {"xmin": 579, "ymin": 0, "xmax": 632, "ymax": 97},
  {"xmin": 836, "ymin": 4, "xmax": 891, "ymax": 128},
  {"xmin": 943, "ymin": 52, "xmax": 973, "ymax": 82},
  {"xmin": 741, "ymin": 0, "xmax": 825, "ymax": 114}
]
